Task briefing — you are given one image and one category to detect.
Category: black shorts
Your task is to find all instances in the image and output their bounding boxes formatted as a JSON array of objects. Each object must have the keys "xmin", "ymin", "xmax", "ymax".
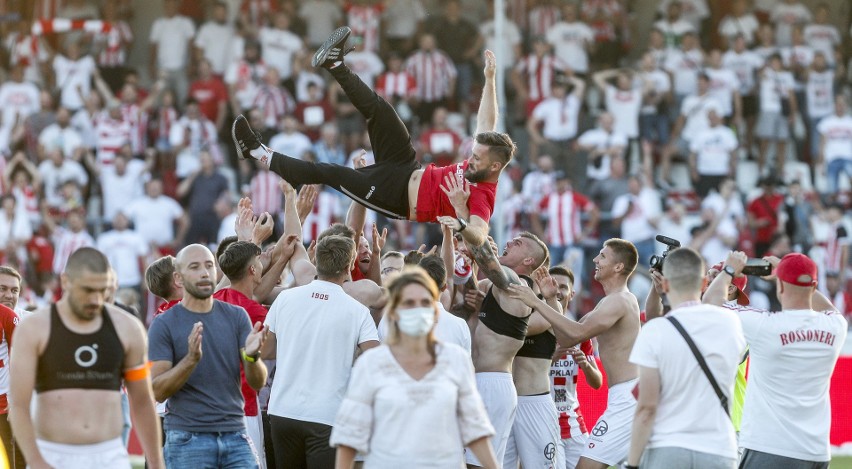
[{"xmin": 742, "ymin": 94, "xmax": 758, "ymax": 118}]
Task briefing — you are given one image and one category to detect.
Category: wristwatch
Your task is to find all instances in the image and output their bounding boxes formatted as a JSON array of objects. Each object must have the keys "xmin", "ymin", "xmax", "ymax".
[
  {"xmin": 723, "ymin": 265, "xmax": 737, "ymax": 278},
  {"xmin": 456, "ymin": 217, "xmax": 468, "ymax": 233}
]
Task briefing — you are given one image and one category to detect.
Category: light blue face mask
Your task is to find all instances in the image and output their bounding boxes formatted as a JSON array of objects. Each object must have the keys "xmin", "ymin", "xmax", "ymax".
[{"xmin": 396, "ymin": 307, "xmax": 436, "ymax": 337}]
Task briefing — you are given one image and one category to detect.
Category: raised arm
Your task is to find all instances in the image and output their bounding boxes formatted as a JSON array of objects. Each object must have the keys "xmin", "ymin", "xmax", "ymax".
[
  {"xmin": 507, "ymin": 283, "xmax": 624, "ymax": 347},
  {"xmin": 474, "ymin": 49, "xmax": 497, "ymax": 135},
  {"xmin": 464, "ymin": 234, "xmax": 520, "ymax": 291}
]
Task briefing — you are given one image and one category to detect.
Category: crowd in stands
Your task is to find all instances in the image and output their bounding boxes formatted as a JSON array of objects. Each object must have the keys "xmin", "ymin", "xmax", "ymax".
[{"xmin": 0, "ymin": 0, "xmax": 849, "ymax": 323}]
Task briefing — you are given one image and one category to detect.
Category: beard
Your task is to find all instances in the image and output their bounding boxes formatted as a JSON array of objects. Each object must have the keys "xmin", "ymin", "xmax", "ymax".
[
  {"xmin": 185, "ymin": 281, "xmax": 214, "ymax": 300},
  {"xmin": 464, "ymin": 167, "xmax": 489, "ymax": 183}
]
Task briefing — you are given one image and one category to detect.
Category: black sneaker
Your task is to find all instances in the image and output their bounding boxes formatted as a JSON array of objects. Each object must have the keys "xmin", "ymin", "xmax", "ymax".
[
  {"xmin": 312, "ymin": 26, "xmax": 353, "ymax": 69},
  {"xmin": 231, "ymin": 114, "xmax": 264, "ymax": 161}
]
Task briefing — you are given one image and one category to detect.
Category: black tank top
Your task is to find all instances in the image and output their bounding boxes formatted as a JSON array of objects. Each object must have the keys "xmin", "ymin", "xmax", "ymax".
[
  {"xmin": 35, "ymin": 305, "xmax": 125, "ymax": 393},
  {"xmin": 478, "ymin": 287, "xmax": 530, "ymax": 341},
  {"xmin": 516, "ymin": 330, "xmax": 557, "ymax": 359}
]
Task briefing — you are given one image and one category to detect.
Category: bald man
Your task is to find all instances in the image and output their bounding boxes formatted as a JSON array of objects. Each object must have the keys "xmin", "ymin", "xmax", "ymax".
[
  {"xmin": 149, "ymin": 244, "xmax": 268, "ymax": 468},
  {"xmin": 9, "ymin": 248, "xmax": 164, "ymax": 469}
]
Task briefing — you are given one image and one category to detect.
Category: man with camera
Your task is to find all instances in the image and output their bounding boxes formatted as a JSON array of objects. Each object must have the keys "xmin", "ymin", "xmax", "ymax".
[
  {"xmin": 703, "ymin": 251, "xmax": 847, "ymax": 469},
  {"xmin": 625, "ymin": 248, "xmax": 746, "ymax": 469}
]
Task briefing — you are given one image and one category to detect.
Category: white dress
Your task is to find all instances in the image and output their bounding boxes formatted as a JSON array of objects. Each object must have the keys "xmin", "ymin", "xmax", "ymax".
[{"xmin": 330, "ymin": 343, "xmax": 494, "ymax": 468}]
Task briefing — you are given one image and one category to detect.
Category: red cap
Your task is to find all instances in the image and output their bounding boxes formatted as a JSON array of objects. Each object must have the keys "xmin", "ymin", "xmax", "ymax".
[
  {"xmin": 776, "ymin": 253, "xmax": 818, "ymax": 287},
  {"xmin": 712, "ymin": 262, "xmax": 750, "ymax": 305}
]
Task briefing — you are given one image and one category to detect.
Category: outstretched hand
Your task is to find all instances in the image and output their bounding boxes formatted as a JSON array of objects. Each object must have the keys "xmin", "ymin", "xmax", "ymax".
[
  {"xmin": 506, "ymin": 283, "xmax": 540, "ymax": 307},
  {"xmin": 296, "ymin": 184, "xmax": 319, "ymax": 223},
  {"xmin": 245, "ymin": 322, "xmax": 269, "ymax": 357},
  {"xmin": 533, "ymin": 266, "xmax": 558, "ymax": 300},
  {"xmin": 371, "ymin": 223, "xmax": 387, "ymax": 255},
  {"xmin": 440, "ymin": 174, "xmax": 470, "ymax": 213},
  {"xmin": 483, "ymin": 49, "xmax": 496, "ymax": 80}
]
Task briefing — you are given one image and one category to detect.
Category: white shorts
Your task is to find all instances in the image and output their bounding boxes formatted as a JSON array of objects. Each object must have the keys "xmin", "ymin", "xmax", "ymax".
[
  {"xmin": 581, "ymin": 378, "xmax": 638, "ymax": 467},
  {"xmin": 37, "ymin": 437, "xmax": 130, "ymax": 469},
  {"xmin": 465, "ymin": 372, "xmax": 517, "ymax": 466},
  {"xmin": 244, "ymin": 414, "xmax": 266, "ymax": 468},
  {"xmin": 561, "ymin": 433, "xmax": 587, "ymax": 469},
  {"xmin": 504, "ymin": 394, "xmax": 563, "ymax": 469}
]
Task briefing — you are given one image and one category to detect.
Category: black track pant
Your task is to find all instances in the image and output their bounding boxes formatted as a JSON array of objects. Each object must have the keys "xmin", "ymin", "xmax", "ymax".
[{"xmin": 269, "ymin": 65, "xmax": 419, "ymax": 219}]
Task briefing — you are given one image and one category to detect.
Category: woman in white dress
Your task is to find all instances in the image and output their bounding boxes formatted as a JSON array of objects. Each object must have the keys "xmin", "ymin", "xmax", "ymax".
[{"xmin": 330, "ymin": 268, "xmax": 499, "ymax": 469}]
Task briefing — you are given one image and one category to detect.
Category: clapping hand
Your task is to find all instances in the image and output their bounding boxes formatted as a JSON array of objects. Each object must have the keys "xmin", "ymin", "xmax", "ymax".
[{"xmin": 244, "ymin": 322, "xmax": 269, "ymax": 358}]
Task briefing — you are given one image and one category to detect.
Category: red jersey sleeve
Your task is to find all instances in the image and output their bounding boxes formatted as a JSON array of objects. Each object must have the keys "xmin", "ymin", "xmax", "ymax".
[
  {"xmin": 580, "ymin": 339, "xmax": 594, "ymax": 358},
  {"xmin": 0, "ymin": 305, "xmax": 18, "ymax": 350}
]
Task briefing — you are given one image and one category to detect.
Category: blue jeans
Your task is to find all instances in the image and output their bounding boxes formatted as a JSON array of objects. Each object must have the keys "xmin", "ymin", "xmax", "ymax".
[
  {"xmin": 164, "ymin": 430, "xmax": 259, "ymax": 469},
  {"xmin": 826, "ymin": 158, "xmax": 852, "ymax": 194}
]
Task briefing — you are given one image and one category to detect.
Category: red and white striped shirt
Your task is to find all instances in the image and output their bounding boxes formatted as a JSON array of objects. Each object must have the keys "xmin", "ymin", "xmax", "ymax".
[
  {"xmin": 249, "ymin": 170, "xmax": 283, "ymax": 216},
  {"xmin": 539, "ymin": 190, "xmax": 595, "ymax": 247},
  {"xmin": 95, "ymin": 114, "xmax": 131, "ymax": 165},
  {"xmin": 95, "ymin": 21, "xmax": 132, "ymax": 67},
  {"xmin": 375, "ymin": 71, "xmax": 417, "ymax": 100},
  {"xmin": 346, "ymin": 3, "xmax": 383, "ymax": 53},
  {"xmin": 155, "ymin": 106, "xmax": 178, "ymax": 143},
  {"xmin": 301, "ymin": 191, "xmax": 338, "ymax": 243},
  {"xmin": 120, "ymin": 103, "xmax": 148, "ymax": 155},
  {"xmin": 528, "ymin": 5, "xmax": 561, "ymax": 39},
  {"xmin": 515, "ymin": 53, "xmax": 568, "ymax": 102},
  {"xmin": 550, "ymin": 339, "xmax": 595, "ymax": 439},
  {"xmin": 252, "ymin": 84, "xmax": 295, "ymax": 130},
  {"xmin": 405, "ymin": 50, "xmax": 457, "ymax": 102},
  {"xmin": 51, "ymin": 227, "xmax": 94, "ymax": 274}
]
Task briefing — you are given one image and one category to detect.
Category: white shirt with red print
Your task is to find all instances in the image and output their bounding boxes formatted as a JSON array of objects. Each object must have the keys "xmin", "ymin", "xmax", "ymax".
[{"xmin": 550, "ymin": 340, "xmax": 595, "ymax": 440}]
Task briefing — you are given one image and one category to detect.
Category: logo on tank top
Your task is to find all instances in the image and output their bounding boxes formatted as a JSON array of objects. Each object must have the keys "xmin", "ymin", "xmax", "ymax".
[{"xmin": 74, "ymin": 344, "xmax": 99, "ymax": 368}]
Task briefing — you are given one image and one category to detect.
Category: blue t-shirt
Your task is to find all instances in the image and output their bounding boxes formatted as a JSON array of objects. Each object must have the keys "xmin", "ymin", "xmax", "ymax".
[{"xmin": 148, "ymin": 300, "xmax": 252, "ymax": 432}]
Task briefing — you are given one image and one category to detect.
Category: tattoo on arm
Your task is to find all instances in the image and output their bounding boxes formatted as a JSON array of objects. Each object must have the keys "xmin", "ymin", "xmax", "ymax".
[{"xmin": 468, "ymin": 239, "xmax": 519, "ymax": 290}]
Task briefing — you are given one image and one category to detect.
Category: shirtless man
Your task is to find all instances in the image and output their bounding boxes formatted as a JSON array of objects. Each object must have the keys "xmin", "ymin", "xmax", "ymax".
[
  {"xmin": 503, "ymin": 267, "xmax": 568, "ymax": 469},
  {"xmin": 9, "ymin": 248, "xmax": 163, "ymax": 469},
  {"xmin": 507, "ymin": 238, "xmax": 641, "ymax": 469},
  {"xmin": 232, "ymin": 26, "xmax": 514, "ymax": 249},
  {"xmin": 461, "ymin": 231, "xmax": 549, "ymax": 467}
]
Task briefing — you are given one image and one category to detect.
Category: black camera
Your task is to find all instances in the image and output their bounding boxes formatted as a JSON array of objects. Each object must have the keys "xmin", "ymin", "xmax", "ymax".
[
  {"xmin": 649, "ymin": 235, "xmax": 681, "ymax": 272},
  {"xmin": 742, "ymin": 258, "xmax": 772, "ymax": 276}
]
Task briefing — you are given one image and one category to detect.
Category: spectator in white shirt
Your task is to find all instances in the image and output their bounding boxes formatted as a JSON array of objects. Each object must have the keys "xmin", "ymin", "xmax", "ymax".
[
  {"xmin": 52, "ymin": 41, "xmax": 97, "ymax": 112},
  {"xmin": 545, "ymin": 3, "xmax": 594, "ymax": 76},
  {"xmin": 382, "ymin": 0, "xmax": 425, "ymax": 55},
  {"xmin": 704, "ymin": 251, "xmax": 846, "ymax": 469},
  {"xmin": 689, "ymin": 108, "xmax": 739, "ymax": 197},
  {"xmin": 0, "ymin": 194, "xmax": 32, "ymax": 262},
  {"xmin": 225, "ymin": 39, "xmax": 267, "ymax": 115},
  {"xmin": 331, "ymin": 268, "xmax": 497, "ymax": 468},
  {"xmin": 526, "ymin": 72, "xmax": 585, "ymax": 171},
  {"xmin": 0, "ymin": 65, "xmax": 40, "ymax": 135},
  {"xmin": 705, "ymin": 49, "xmax": 742, "ymax": 122},
  {"xmin": 521, "ymin": 154, "xmax": 557, "ymax": 209},
  {"xmin": 269, "ymin": 115, "xmax": 313, "ymax": 159},
  {"xmin": 661, "ymin": 73, "xmax": 723, "ymax": 184},
  {"xmin": 345, "ymin": 36, "xmax": 385, "ymax": 89},
  {"xmin": 803, "ymin": 4, "xmax": 840, "ymax": 65},
  {"xmin": 577, "ymin": 112, "xmax": 628, "ymax": 184},
  {"xmin": 770, "ymin": 0, "xmax": 812, "ymax": 47},
  {"xmin": 37, "ymin": 149, "xmax": 88, "ymax": 210},
  {"xmin": 124, "ymin": 178, "xmax": 186, "ymax": 253},
  {"xmin": 37, "ymin": 107, "xmax": 85, "ymax": 161},
  {"xmin": 637, "ymin": 52, "xmax": 672, "ymax": 159},
  {"xmin": 718, "ymin": 0, "xmax": 760, "ymax": 47},
  {"xmin": 653, "ymin": 1, "xmax": 695, "ymax": 50},
  {"xmin": 611, "ymin": 174, "xmax": 662, "ymax": 272},
  {"xmin": 258, "ymin": 11, "xmax": 304, "ymax": 81},
  {"xmin": 194, "ymin": 1, "xmax": 237, "ymax": 76},
  {"xmin": 656, "ymin": 0, "xmax": 708, "ymax": 32},
  {"xmin": 97, "ymin": 211, "xmax": 149, "ymax": 291},
  {"xmin": 804, "ymin": 52, "xmax": 836, "ymax": 160},
  {"xmin": 479, "ymin": 4, "xmax": 523, "ymax": 74},
  {"xmin": 663, "ymin": 31, "xmax": 704, "ymax": 112},
  {"xmin": 149, "ymin": 0, "xmax": 196, "ymax": 104},
  {"xmin": 299, "ymin": 0, "xmax": 343, "ymax": 48},
  {"xmin": 755, "ymin": 53, "xmax": 797, "ymax": 176},
  {"xmin": 626, "ymin": 247, "xmax": 746, "ymax": 469},
  {"xmin": 722, "ymin": 35, "xmax": 764, "ymax": 157},
  {"xmin": 593, "ymin": 68, "xmax": 648, "ymax": 157},
  {"xmin": 169, "ymin": 98, "xmax": 221, "ymax": 178},
  {"xmin": 87, "ymin": 148, "xmax": 148, "ymax": 223},
  {"xmin": 817, "ymin": 95, "xmax": 852, "ymax": 195}
]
